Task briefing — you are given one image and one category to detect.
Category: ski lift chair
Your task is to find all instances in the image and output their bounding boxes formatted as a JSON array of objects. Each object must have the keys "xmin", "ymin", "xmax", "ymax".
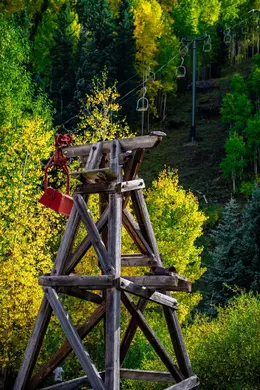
[{"xmin": 136, "ymin": 97, "xmax": 149, "ymax": 112}]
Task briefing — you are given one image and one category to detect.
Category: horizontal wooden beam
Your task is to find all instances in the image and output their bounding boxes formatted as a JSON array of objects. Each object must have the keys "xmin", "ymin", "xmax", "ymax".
[
  {"xmin": 70, "ymin": 167, "xmax": 117, "ymax": 182},
  {"xmin": 58, "ymin": 287, "xmax": 103, "ymax": 304},
  {"xmin": 39, "ymin": 275, "xmax": 115, "ymax": 289},
  {"xmin": 124, "ymin": 276, "xmax": 192, "ymax": 292},
  {"xmin": 75, "ymin": 179, "xmax": 145, "ymax": 195},
  {"xmin": 120, "ymin": 369, "xmax": 174, "ymax": 382},
  {"xmin": 121, "ymin": 254, "xmax": 158, "ymax": 267},
  {"xmin": 119, "ymin": 278, "xmax": 178, "ymax": 309},
  {"xmin": 164, "ymin": 376, "xmax": 199, "ymax": 390},
  {"xmin": 29, "ymin": 303, "xmax": 106, "ymax": 389},
  {"xmin": 40, "ymin": 369, "xmax": 176, "ymax": 389},
  {"xmin": 63, "ymin": 133, "xmax": 166, "ymax": 158}
]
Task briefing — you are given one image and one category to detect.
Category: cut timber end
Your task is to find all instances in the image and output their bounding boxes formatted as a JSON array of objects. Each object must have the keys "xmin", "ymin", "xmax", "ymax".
[{"xmin": 63, "ymin": 133, "xmax": 166, "ymax": 158}]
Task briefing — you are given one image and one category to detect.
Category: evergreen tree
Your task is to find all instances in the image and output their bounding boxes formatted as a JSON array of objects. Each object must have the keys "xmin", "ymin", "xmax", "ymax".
[
  {"xmin": 75, "ymin": 0, "xmax": 117, "ymax": 105},
  {"xmin": 114, "ymin": 0, "xmax": 138, "ymax": 120},
  {"xmin": 205, "ymin": 199, "xmax": 243, "ymax": 307},
  {"xmin": 240, "ymin": 186, "xmax": 260, "ymax": 291},
  {"xmin": 50, "ymin": 2, "xmax": 80, "ymax": 127}
]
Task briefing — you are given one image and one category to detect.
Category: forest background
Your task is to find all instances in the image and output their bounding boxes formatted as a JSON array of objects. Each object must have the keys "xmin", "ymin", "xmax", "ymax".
[{"xmin": 0, "ymin": 0, "xmax": 260, "ymax": 389}]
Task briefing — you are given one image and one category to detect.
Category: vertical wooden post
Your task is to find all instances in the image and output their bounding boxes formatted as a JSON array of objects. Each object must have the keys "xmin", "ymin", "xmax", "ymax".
[
  {"xmin": 131, "ymin": 189, "xmax": 193, "ymax": 378},
  {"xmin": 105, "ymin": 140, "xmax": 122, "ymax": 389},
  {"xmin": 14, "ymin": 207, "xmax": 81, "ymax": 390}
]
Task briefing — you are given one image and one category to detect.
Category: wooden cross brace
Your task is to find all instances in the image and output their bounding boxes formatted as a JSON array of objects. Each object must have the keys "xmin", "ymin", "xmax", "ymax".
[{"xmin": 14, "ymin": 133, "xmax": 197, "ymax": 390}]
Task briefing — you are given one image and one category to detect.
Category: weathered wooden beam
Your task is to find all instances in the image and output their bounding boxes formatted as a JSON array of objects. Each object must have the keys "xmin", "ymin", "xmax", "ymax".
[
  {"xmin": 63, "ymin": 133, "xmax": 166, "ymax": 158},
  {"xmin": 121, "ymin": 254, "xmax": 158, "ymax": 267},
  {"xmin": 29, "ymin": 302, "xmax": 106, "ymax": 390},
  {"xmin": 70, "ymin": 167, "xmax": 117, "ymax": 182},
  {"xmin": 120, "ymin": 369, "xmax": 174, "ymax": 382},
  {"xmin": 85, "ymin": 141, "xmax": 103, "ymax": 170},
  {"xmin": 120, "ymin": 298, "xmax": 148, "ymax": 365},
  {"xmin": 119, "ymin": 278, "xmax": 178, "ymax": 309},
  {"xmin": 164, "ymin": 376, "xmax": 199, "ymax": 390},
  {"xmin": 65, "ymin": 207, "xmax": 109, "ymax": 274},
  {"xmin": 121, "ymin": 292, "xmax": 184, "ymax": 382},
  {"xmin": 164, "ymin": 308, "xmax": 193, "ymax": 379},
  {"xmin": 74, "ymin": 194, "xmax": 114, "ymax": 275},
  {"xmin": 45, "ymin": 288, "xmax": 106, "ymax": 390},
  {"xmin": 14, "ymin": 207, "xmax": 81, "ymax": 390},
  {"xmin": 39, "ymin": 275, "xmax": 115, "ymax": 289},
  {"xmin": 122, "ymin": 209, "xmax": 156, "ymax": 257},
  {"xmin": 41, "ymin": 369, "xmax": 176, "ymax": 389},
  {"xmin": 58, "ymin": 287, "xmax": 103, "ymax": 304},
  {"xmin": 124, "ymin": 276, "xmax": 191, "ymax": 292},
  {"xmin": 105, "ymin": 139, "xmax": 122, "ymax": 390}
]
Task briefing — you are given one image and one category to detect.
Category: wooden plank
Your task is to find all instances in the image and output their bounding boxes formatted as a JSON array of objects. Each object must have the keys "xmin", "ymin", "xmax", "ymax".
[
  {"xmin": 74, "ymin": 194, "xmax": 114, "ymax": 275},
  {"xmin": 29, "ymin": 302, "xmax": 106, "ymax": 389},
  {"xmin": 164, "ymin": 376, "xmax": 199, "ymax": 390},
  {"xmin": 40, "ymin": 369, "xmax": 177, "ymax": 389},
  {"xmin": 119, "ymin": 278, "xmax": 178, "ymax": 309},
  {"xmin": 120, "ymin": 298, "xmax": 148, "ymax": 365},
  {"xmin": 40, "ymin": 376, "xmax": 91, "ymax": 389},
  {"xmin": 120, "ymin": 369, "xmax": 174, "ymax": 382},
  {"xmin": 105, "ymin": 139, "xmax": 122, "ymax": 390},
  {"xmin": 122, "ymin": 209, "xmax": 156, "ymax": 257},
  {"xmin": 45, "ymin": 287, "xmax": 106, "ymax": 390},
  {"xmin": 65, "ymin": 207, "xmax": 109, "ymax": 274},
  {"xmin": 121, "ymin": 254, "xmax": 157, "ymax": 267},
  {"xmin": 63, "ymin": 133, "xmax": 166, "ymax": 158},
  {"xmin": 121, "ymin": 292, "xmax": 184, "ymax": 382},
  {"xmin": 164, "ymin": 308, "xmax": 193, "ymax": 379},
  {"xmin": 76, "ymin": 182, "xmax": 117, "ymax": 194},
  {"xmin": 131, "ymin": 189, "xmax": 160, "ymax": 259},
  {"xmin": 14, "ymin": 207, "xmax": 81, "ymax": 390},
  {"xmin": 85, "ymin": 141, "xmax": 103, "ymax": 170},
  {"xmin": 58, "ymin": 287, "xmax": 103, "ymax": 304},
  {"xmin": 119, "ymin": 179, "xmax": 145, "ymax": 193},
  {"xmin": 70, "ymin": 167, "xmax": 117, "ymax": 182},
  {"xmin": 124, "ymin": 276, "xmax": 191, "ymax": 292},
  {"xmin": 130, "ymin": 190, "xmax": 194, "ymax": 378},
  {"xmin": 39, "ymin": 275, "xmax": 115, "ymax": 289}
]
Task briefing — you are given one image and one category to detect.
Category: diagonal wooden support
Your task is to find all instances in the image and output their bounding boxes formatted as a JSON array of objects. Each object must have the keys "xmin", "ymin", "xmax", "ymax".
[
  {"xmin": 14, "ymin": 207, "xmax": 81, "ymax": 390},
  {"xmin": 74, "ymin": 194, "xmax": 114, "ymax": 275},
  {"xmin": 121, "ymin": 292, "xmax": 184, "ymax": 382},
  {"xmin": 58, "ymin": 287, "xmax": 103, "ymax": 304},
  {"xmin": 122, "ymin": 209, "xmax": 156, "ymax": 258},
  {"xmin": 66, "ymin": 207, "xmax": 109, "ymax": 274},
  {"xmin": 45, "ymin": 287, "xmax": 107, "ymax": 390},
  {"xmin": 164, "ymin": 376, "xmax": 199, "ymax": 390},
  {"xmin": 119, "ymin": 278, "xmax": 178, "ymax": 309},
  {"xmin": 105, "ymin": 140, "xmax": 122, "ymax": 390},
  {"xmin": 131, "ymin": 188, "xmax": 193, "ymax": 379},
  {"xmin": 28, "ymin": 302, "xmax": 106, "ymax": 389}
]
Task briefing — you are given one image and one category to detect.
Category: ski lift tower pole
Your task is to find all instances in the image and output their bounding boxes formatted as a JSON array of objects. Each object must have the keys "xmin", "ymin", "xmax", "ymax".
[{"xmin": 184, "ymin": 35, "xmax": 208, "ymax": 143}]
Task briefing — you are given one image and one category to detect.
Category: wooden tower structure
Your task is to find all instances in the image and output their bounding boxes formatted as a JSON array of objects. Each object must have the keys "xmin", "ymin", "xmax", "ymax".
[{"xmin": 14, "ymin": 132, "xmax": 199, "ymax": 390}]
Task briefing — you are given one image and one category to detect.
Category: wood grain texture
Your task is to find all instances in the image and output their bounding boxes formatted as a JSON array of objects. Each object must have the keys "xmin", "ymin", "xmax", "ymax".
[
  {"xmin": 63, "ymin": 133, "xmax": 165, "ymax": 158},
  {"xmin": 119, "ymin": 278, "xmax": 178, "ymax": 309},
  {"xmin": 164, "ymin": 376, "xmax": 199, "ymax": 390},
  {"xmin": 39, "ymin": 275, "xmax": 115, "ymax": 289},
  {"xmin": 28, "ymin": 302, "xmax": 106, "ymax": 389},
  {"xmin": 121, "ymin": 292, "xmax": 184, "ymax": 382},
  {"xmin": 45, "ymin": 287, "xmax": 106, "ymax": 390}
]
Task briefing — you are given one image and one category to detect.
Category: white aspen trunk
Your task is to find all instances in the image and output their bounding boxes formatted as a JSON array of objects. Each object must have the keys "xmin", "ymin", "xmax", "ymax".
[
  {"xmin": 232, "ymin": 169, "xmax": 236, "ymax": 193},
  {"xmin": 162, "ymin": 92, "xmax": 167, "ymax": 122}
]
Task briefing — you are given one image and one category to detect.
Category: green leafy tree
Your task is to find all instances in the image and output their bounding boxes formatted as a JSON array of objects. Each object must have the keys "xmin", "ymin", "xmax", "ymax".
[
  {"xmin": 244, "ymin": 114, "xmax": 260, "ymax": 176},
  {"xmin": 185, "ymin": 293, "xmax": 260, "ymax": 390},
  {"xmin": 221, "ymin": 92, "xmax": 252, "ymax": 130},
  {"xmin": 204, "ymin": 199, "xmax": 243, "ymax": 307},
  {"xmin": 221, "ymin": 131, "xmax": 247, "ymax": 193}
]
